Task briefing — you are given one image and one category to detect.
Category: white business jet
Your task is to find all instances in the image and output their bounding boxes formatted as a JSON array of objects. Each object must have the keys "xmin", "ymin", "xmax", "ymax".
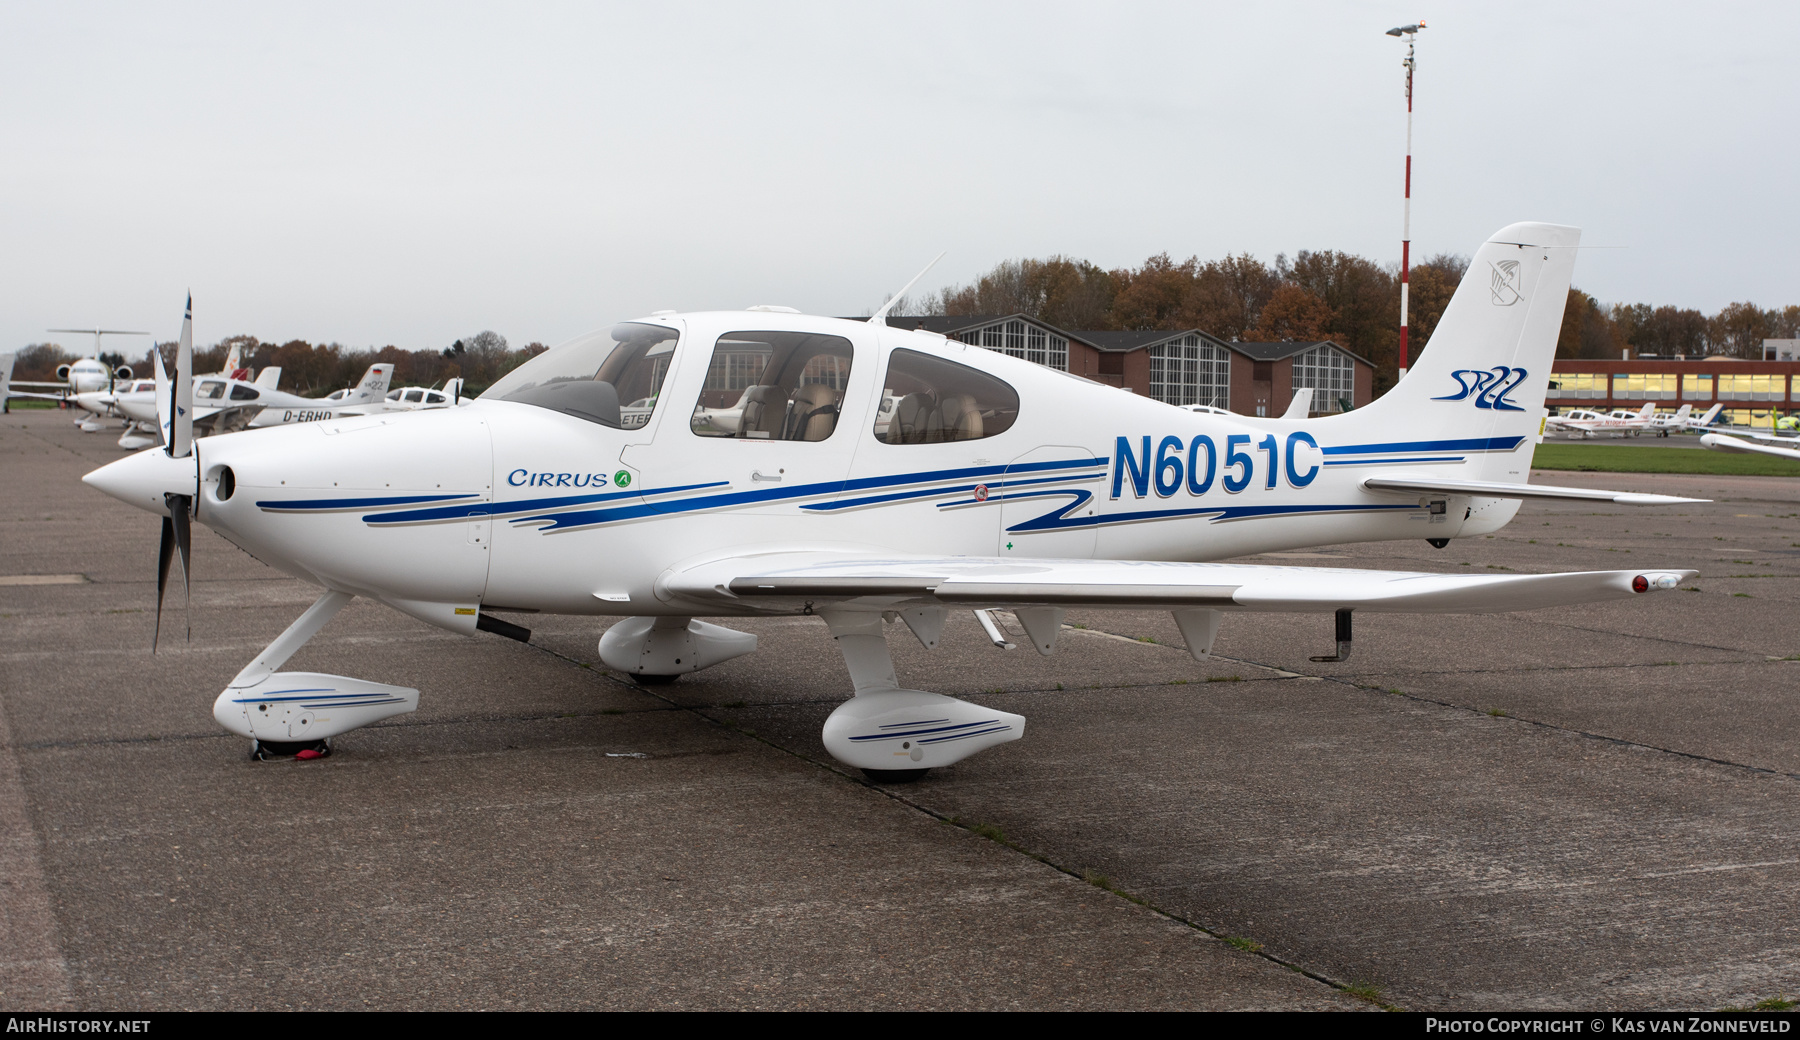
[
  {"xmin": 86, "ymin": 225, "xmax": 1703, "ymax": 775},
  {"xmin": 1545, "ymin": 402, "xmax": 1657, "ymax": 438},
  {"xmin": 3, "ymin": 328, "xmax": 148, "ymax": 423}
]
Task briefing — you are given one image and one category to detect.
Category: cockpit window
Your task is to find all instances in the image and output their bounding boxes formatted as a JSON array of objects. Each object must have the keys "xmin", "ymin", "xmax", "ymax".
[
  {"xmin": 874, "ymin": 349, "xmax": 1018, "ymax": 443},
  {"xmin": 690, "ymin": 331, "xmax": 853, "ymax": 441},
  {"xmin": 484, "ymin": 322, "xmax": 679, "ymax": 428}
]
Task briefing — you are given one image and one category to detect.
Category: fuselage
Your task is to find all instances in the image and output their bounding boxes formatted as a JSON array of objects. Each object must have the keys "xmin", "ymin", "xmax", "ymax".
[{"xmin": 163, "ymin": 312, "xmax": 1528, "ymax": 627}]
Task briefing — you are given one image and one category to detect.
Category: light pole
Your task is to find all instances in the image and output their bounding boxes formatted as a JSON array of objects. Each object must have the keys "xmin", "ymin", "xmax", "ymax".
[{"xmin": 1387, "ymin": 20, "xmax": 1425, "ymax": 381}]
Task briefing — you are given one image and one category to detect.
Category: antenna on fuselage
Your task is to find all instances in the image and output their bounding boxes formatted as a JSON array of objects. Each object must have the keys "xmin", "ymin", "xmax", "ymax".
[{"xmin": 867, "ymin": 252, "xmax": 946, "ymax": 327}]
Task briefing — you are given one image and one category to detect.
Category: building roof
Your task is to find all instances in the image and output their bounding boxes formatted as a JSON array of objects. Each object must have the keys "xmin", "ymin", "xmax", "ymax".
[
  {"xmin": 1228, "ymin": 340, "xmax": 1372, "ymax": 367},
  {"xmin": 1078, "ymin": 330, "xmax": 1228, "ymax": 353},
  {"xmin": 870, "ymin": 317, "xmax": 1374, "ymax": 369},
  {"xmin": 877, "ymin": 314, "xmax": 1102, "ymax": 349}
]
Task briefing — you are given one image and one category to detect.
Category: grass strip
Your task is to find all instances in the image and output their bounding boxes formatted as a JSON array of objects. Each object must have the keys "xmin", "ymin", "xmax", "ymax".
[{"xmin": 1532, "ymin": 442, "xmax": 1800, "ymax": 477}]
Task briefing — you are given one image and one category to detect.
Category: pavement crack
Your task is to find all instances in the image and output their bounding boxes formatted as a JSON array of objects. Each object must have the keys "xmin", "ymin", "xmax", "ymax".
[
  {"xmin": 1072, "ymin": 619, "xmax": 1800, "ymax": 784},
  {"xmin": 518, "ymin": 636, "xmax": 1388, "ymax": 1010}
]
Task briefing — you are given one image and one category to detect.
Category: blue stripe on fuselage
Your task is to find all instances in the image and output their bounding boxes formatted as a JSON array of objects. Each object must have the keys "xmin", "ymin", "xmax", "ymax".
[{"xmin": 1321, "ymin": 437, "xmax": 1523, "ymax": 456}]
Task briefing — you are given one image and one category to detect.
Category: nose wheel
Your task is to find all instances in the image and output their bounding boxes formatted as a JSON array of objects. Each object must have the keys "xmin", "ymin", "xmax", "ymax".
[
  {"xmin": 861, "ymin": 768, "xmax": 930, "ymax": 784},
  {"xmin": 251, "ymin": 738, "xmax": 332, "ymax": 761}
]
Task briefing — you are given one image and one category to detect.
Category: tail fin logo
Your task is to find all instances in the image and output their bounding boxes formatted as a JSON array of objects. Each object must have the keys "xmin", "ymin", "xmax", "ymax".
[
  {"xmin": 1434, "ymin": 367, "xmax": 1529, "ymax": 411},
  {"xmin": 1489, "ymin": 260, "xmax": 1523, "ymax": 306}
]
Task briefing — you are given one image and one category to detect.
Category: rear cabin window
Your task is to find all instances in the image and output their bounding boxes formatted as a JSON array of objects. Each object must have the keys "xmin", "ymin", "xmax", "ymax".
[
  {"xmin": 690, "ymin": 331, "xmax": 854, "ymax": 442},
  {"xmin": 874, "ymin": 349, "xmax": 1019, "ymax": 444}
]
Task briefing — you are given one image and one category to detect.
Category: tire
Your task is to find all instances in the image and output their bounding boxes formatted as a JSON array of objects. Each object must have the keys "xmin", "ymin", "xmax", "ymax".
[
  {"xmin": 251, "ymin": 739, "xmax": 330, "ymax": 760},
  {"xmin": 634, "ymin": 673, "xmax": 681, "ymax": 685},
  {"xmin": 862, "ymin": 768, "xmax": 931, "ymax": 783}
]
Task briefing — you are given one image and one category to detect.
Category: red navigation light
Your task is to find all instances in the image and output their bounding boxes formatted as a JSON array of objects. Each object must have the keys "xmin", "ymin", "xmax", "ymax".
[{"xmin": 1631, "ymin": 575, "xmax": 1650, "ymax": 593}]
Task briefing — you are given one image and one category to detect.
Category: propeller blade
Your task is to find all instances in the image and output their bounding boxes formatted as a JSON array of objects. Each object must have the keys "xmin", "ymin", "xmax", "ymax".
[
  {"xmin": 153, "ymin": 512, "xmax": 175, "ymax": 651},
  {"xmin": 171, "ymin": 294, "xmax": 193, "ymax": 459},
  {"xmin": 153, "ymin": 348, "xmax": 171, "ymax": 448},
  {"xmin": 168, "ymin": 493, "xmax": 193, "ymax": 643}
]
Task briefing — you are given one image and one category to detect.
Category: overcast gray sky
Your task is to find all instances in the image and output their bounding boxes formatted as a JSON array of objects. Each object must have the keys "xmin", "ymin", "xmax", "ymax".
[{"xmin": 3, "ymin": 1, "xmax": 1795, "ymax": 354}]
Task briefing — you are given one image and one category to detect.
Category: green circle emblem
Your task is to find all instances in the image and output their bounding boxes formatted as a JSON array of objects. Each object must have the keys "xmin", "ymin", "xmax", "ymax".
[{"xmin": 613, "ymin": 470, "xmax": 632, "ymax": 488}]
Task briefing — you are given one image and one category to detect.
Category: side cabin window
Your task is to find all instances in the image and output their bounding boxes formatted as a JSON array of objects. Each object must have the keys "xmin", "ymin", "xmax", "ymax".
[
  {"xmin": 875, "ymin": 349, "xmax": 1018, "ymax": 444},
  {"xmin": 690, "ymin": 331, "xmax": 854, "ymax": 442},
  {"xmin": 196, "ymin": 380, "xmax": 227, "ymax": 401},
  {"xmin": 485, "ymin": 322, "xmax": 678, "ymax": 428}
]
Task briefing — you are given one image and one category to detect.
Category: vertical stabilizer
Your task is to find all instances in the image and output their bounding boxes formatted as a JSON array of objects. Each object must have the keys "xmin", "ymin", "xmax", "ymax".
[
  {"xmin": 1329, "ymin": 222, "xmax": 1580, "ymax": 480},
  {"xmin": 347, "ymin": 363, "xmax": 394, "ymax": 402}
]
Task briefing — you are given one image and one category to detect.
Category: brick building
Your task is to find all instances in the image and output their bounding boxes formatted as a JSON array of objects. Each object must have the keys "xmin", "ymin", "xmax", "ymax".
[
  {"xmin": 1548, "ymin": 356, "xmax": 1800, "ymax": 425},
  {"xmin": 883, "ymin": 314, "xmax": 1375, "ymax": 417}
]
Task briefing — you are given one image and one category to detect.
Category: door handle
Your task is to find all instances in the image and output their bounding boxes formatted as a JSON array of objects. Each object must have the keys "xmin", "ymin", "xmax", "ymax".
[{"xmin": 752, "ymin": 469, "xmax": 783, "ymax": 482}]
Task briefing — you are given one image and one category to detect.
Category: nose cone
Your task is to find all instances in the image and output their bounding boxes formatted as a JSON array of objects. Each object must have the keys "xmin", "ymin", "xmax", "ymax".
[{"xmin": 84, "ymin": 449, "xmax": 197, "ymax": 515}]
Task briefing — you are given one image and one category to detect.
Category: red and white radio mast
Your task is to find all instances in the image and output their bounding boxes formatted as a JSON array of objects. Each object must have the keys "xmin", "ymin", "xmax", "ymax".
[{"xmin": 1387, "ymin": 20, "xmax": 1425, "ymax": 380}]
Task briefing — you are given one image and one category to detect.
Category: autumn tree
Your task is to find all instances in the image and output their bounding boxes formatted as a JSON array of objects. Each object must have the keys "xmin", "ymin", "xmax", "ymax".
[
  {"xmin": 1108, "ymin": 253, "xmax": 1201, "ymax": 331},
  {"xmin": 935, "ymin": 256, "xmax": 1116, "ymax": 330},
  {"xmin": 1244, "ymin": 283, "xmax": 1333, "ymax": 341},
  {"xmin": 1278, "ymin": 250, "xmax": 1397, "ymax": 383},
  {"xmin": 1709, "ymin": 302, "xmax": 1771, "ymax": 358},
  {"xmin": 10, "ymin": 343, "xmax": 72, "ymax": 381},
  {"xmin": 1556, "ymin": 290, "xmax": 1624, "ymax": 359},
  {"xmin": 1406, "ymin": 253, "xmax": 1468, "ymax": 355}
]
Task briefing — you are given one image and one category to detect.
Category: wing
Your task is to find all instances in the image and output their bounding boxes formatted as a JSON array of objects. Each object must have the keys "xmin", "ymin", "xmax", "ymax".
[
  {"xmin": 1701, "ymin": 432, "xmax": 1800, "ymax": 461},
  {"xmin": 658, "ymin": 551, "xmax": 1696, "ymax": 616}
]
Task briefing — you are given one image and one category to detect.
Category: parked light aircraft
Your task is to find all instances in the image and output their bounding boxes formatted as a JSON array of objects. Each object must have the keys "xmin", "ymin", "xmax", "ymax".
[
  {"xmin": 1657, "ymin": 403, "xmax": 1721, "ymax": 432},
  {"xmin": 383, "ymin": 378, "xmax": 465, "ymax": 411},
  {"xmin": 110, "ymin": 360, "xmax": 395, "ymax": 449},
  {"xmin": 1545, "ymin": 403, "xmax": 1657, "ymax": 437},
  {"xmin": 1700, "ymin": 426, "xmax": 1800, "ymax": 462},
  {"xmin": 86, "ymin": 225, "xmax": 1703, "ymax": 776}
]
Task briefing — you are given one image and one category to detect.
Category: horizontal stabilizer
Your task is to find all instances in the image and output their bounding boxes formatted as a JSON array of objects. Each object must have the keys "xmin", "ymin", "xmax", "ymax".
[
  {"xmin": 661, "ymin": 552, "xmax": 1698, "ymax": 616},
  {"xmin": 1362, "ymin": 475, "xmax": 1705, "ymax": 506}
]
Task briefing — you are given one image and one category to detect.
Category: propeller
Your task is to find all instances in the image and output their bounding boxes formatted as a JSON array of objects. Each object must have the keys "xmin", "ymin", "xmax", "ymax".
[
  {"xmin": 152, "ymin": 294, "xmax": 196, "ymax": 651},
  {"xmin": 153, "ymin": 492, "xmax": 192, "ymax": 649}
]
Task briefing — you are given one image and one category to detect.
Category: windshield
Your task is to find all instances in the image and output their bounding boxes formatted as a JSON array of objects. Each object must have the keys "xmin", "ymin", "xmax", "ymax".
[{"xmin": 483, "ymin": 322, "xmax": 679, "ymax": 428}]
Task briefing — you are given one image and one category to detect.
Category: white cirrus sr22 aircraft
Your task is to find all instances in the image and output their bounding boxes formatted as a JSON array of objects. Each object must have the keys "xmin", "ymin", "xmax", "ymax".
[{"xmin": 86, "ymin": 224, "xmax": 1703, "ymax": 776}]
